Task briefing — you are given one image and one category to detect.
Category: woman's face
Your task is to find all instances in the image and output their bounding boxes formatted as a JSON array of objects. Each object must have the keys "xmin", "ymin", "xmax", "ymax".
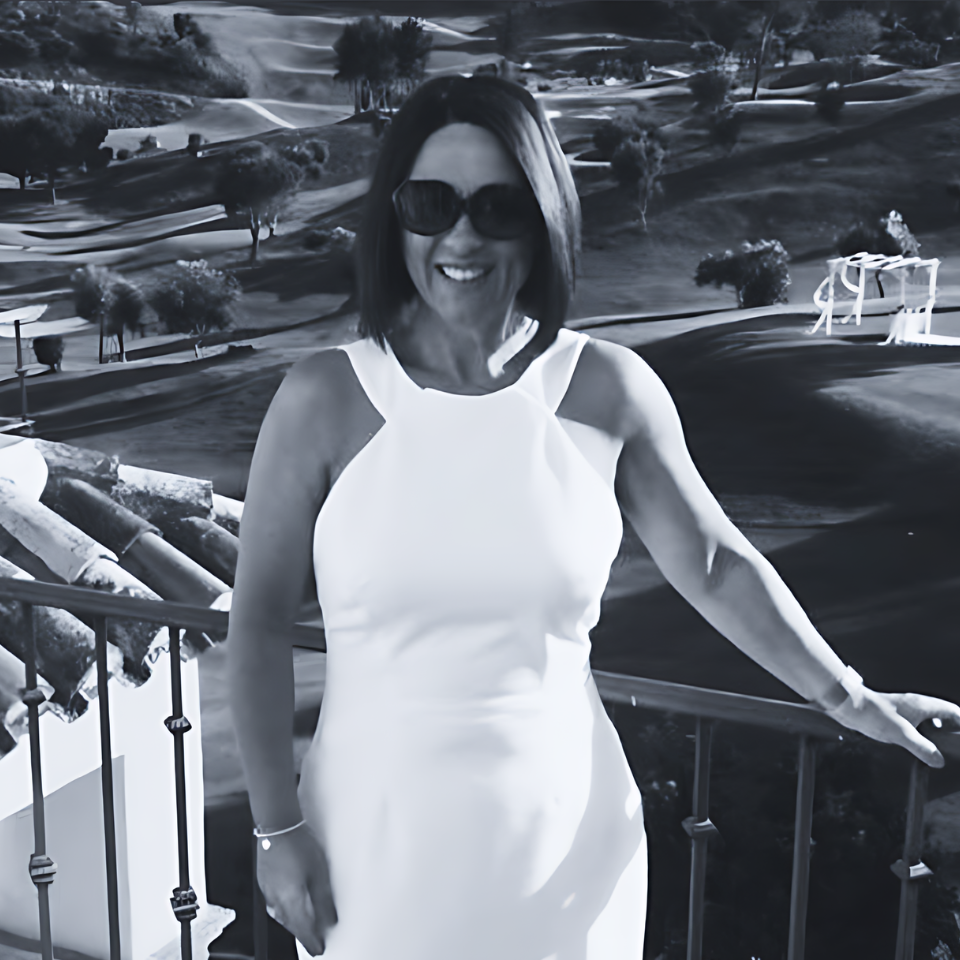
[{"xmin": 400, "ymin": 122, "xmax": 538, "ymax": 334}]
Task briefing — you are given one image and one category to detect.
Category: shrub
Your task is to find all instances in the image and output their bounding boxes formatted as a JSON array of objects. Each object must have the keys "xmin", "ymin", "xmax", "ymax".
[
  {"xmin": 708, "ymin": 103, "xmax": 742, "ymax": 152},
  {"xmin": 280, "ymin": 138, "xmax": 328, "ymax": 182},
  {"xmin": 147, "ymin": 260, "xmax": 241, "ymax": 336},
  {"xmin": 695, "ymin": 239, "xmax": 791, "ymax": 309},
  {"xmin": 691, "ymin": 40, "xmax": 726, "ymax": 65},
  {"xmin": 689, "ymin": 68, "xmax": 733, "ymax": 111},
  {"xmin": 593, "ymin": 114, "xmax": 644, "ymax": 161},
  {"xmin": 816, "ymin": 81, "xmax": 846, "ymax": 122},
  {"xmin": 610, "ymin": 127, "xmax": 667, "ymax": 229},
  {"xmin": 836, "ymin": 210, "xmax": 920, "ymax": 258}
]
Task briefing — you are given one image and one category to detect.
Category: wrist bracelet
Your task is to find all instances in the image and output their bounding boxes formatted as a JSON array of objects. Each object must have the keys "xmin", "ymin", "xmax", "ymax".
[
  {"xmin": 253, "ymin": 818, "xmax": 306, "ymax": 850},
  {"xmin": 813, "ymin": 666, "xmax": 866, "ymax": 712}
]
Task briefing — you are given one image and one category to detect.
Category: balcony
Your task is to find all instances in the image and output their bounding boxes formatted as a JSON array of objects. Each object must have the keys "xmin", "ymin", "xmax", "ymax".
[{"xmin": 1, "ymin": 576, "xmax": 958, "ymax": 960}]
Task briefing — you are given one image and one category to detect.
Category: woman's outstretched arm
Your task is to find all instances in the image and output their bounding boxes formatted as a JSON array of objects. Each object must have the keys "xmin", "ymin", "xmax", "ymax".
[{"xmin": 593, "ymin": 341, "xmax": 960, "ymax": 766}]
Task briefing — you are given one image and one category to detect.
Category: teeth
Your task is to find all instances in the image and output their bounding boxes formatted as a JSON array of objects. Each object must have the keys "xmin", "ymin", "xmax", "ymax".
[{"xmin": 439, "ymin": 265, "xmax": 487, "ymax": 282}]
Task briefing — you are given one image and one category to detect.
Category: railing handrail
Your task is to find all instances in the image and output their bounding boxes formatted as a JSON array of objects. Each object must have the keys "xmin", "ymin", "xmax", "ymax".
[
  {"xmin": 2, "ymin": 574, "xmax": 956, "ymax": 758},
  {"xmin": 0, "ymin": 575, "xmax": 324, "ymax": 648}
]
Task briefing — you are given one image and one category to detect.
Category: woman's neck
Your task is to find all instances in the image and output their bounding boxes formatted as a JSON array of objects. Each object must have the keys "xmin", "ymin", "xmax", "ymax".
[{"xmin": 389, "ymin": 301, "xmax": 532, "ymax": 392}]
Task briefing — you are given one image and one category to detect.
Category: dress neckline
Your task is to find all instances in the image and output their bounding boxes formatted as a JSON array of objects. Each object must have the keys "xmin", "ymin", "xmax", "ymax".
[{"xmin": 382, "ymin": 329, "xmax": 567, "ymax": 401}]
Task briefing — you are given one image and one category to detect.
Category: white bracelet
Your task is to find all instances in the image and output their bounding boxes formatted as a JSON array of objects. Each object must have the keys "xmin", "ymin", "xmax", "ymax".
[
  {"xmin": 253, "ymin": 819, "xmax": 306, "ymax": 850},
  {"xmin": 816, "ymin": 666, "xmax": 866, "ymax": 712}
]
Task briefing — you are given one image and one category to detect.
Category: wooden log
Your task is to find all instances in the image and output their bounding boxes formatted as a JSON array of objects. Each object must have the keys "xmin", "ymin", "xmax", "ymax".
[
  {"xmin": 0, "ymin": 556, "xmax": 97, "ymax": 716},
  {"xmin": 161, "ymin": 516, "xmax": 238, "ymax": 586},
  {"xmin": 112, "ymin": 464, "xmax": 214, "ymax": 526}
]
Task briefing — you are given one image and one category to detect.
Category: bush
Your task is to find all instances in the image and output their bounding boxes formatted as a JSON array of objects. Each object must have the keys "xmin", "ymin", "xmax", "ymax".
[
  {"xmin": 689, "ymin": 68, "xmax": 732, "ymax": 111},
  {"xmin": 280, "ymin": 138, "xmax": 328, "ymax": 182},
  {"xmin": 836, "ymin": 210, "xmax": 920, "ymax": 258},
  {"xmin": 147, "ymin": 259, "xmax": 241, "ymax": 336},
  {"xmin": 816, "ymin": 81, "xmax": 846, "ymax": 122},
  {"xmin": 695, "ymin": 239, "xmax": 791, "ymax": 309},
  {"xmin": 691, "ymin": 40, "xmax": 726, "ymax": 65},
  {"xmin": 708, "ymin": 103, "xmax": 742, "ymax": 152},
  {"xmin": 32, "ymin": 336, "xmax": 64, "ymax": 372},
  {"xmin": 593, "ymin": 114, "xmax": 644, "ymax": 161}
]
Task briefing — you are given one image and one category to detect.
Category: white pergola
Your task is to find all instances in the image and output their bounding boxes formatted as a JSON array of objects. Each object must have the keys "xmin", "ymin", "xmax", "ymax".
[{"xmin": 809, "ymin": 253, "xmax": 941, "ymax": 340}]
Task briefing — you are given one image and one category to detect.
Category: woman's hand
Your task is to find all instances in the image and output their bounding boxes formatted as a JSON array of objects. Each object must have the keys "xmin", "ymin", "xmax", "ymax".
[
  {"xmin": 827, "ymin": 689, "xmax": 960, "ymax": 768},
  {"xmin": 256, "ymin": 826, "xmax": 337, "ymax": 955}
]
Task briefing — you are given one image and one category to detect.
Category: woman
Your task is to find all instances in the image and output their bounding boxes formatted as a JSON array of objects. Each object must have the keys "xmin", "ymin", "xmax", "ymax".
[{"xmin": 227, "ymin": 75, "xmax": 960, "ymax": 958}]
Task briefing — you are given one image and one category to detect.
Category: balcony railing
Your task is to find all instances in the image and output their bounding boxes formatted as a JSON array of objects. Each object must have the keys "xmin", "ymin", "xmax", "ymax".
[{"xmin": 2, "ymin": 575, "xmax": 957, "ymax": 960}]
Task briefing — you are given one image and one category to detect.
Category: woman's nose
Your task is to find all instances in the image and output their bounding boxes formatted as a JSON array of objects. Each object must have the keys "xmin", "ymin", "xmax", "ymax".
[{"xmin": 442, "ymin": 210, "xmax": 484, "ymax": 248}]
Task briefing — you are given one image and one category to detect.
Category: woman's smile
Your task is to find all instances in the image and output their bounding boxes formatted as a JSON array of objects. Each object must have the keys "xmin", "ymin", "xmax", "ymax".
[{"xmin": 435, "ymin": 263, "xmax": 492, "ymax": 283}]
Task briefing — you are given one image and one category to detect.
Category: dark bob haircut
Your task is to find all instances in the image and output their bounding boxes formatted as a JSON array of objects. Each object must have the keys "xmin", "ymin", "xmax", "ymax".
[{"xmin": 356, "ymin": 74, "xmax": 581, "ymax": 349}]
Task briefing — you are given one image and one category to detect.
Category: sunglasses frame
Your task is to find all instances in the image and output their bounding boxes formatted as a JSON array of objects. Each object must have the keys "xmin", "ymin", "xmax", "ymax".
[{"xmin": 391, "ymin": 179, "xmax": 542, "ymax": 240}]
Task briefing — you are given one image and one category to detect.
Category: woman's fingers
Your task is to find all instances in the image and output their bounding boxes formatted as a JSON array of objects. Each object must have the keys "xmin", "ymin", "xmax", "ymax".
[
  {"xmin": 888, "ymin": 709, "xmax": 945, "ymax": 768},
  {"xmin": 891, "ymin": 693, "xmax": 960, "ymax": 731}
]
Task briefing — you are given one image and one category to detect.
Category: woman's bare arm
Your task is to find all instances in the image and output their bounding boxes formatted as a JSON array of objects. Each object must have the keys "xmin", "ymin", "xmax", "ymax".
[
  {"xmin": 572, "ymin": 339, "xmax": 959, "ymax": 765},
  {"xmin": 227, "ymin": 347, "xmax": 379, "ymax": 829}
]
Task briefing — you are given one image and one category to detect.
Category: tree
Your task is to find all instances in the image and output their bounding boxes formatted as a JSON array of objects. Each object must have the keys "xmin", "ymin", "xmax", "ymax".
[
  {"xmin": 804, "ymin": 8, "xmax": 882, "ymax": 60},
  {"xmin": 610, "ymin": 127, "xmax": 666, "ymax": 230},
  {"xmin": 593, "ymin": 114, "xmax": 644, "ymax": 160},
  {"xmin": 695, "ymin": 239, "xmax": 791, "ymax": 309},
  {"xmin": 147, "ymin": 260, "xmax": 241, "ymax": 337},
  {"xmin": 215, "ymin": 141, "xmax": 304, "ymax": 261},
  {"xmin": 0, "ymin": 104, "xmax": 108, "ymax": 202},
  {"xmin": 70, "ymin": 265, "xmax": 146, "ymax": 363},
  {"xmin": 393, "ymin": 17, "xmax": 432, "ymax": 97},
  {"xmin": 334, "ymin": 15, "xmax": 396, "ymax": 114},
  {"xmin": 689, "ymin": 69, "xmax": 732, "ymax": 111},
  {"xmin": 334, "ymin": 15, "xmax": 431, "ymax": 114}
]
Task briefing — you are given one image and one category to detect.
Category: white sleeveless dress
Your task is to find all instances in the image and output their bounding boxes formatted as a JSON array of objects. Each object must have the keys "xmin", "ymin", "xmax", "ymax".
[{"xmin": 296, "ymin": 329, "xmax": 647, "ymax": 959}]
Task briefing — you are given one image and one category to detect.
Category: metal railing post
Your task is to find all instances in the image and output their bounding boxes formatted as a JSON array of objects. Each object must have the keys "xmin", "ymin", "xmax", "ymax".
[
  {"xmin": 787, "ymin": 735, "xmax": 817, "ymax": 960},
  {"xmin": 252, "ymin": 824, "xmax": 269, "ymax": 960},
  {"xmin": 165, "ymin": 625, "xmax": 198, "ymax": 959},
  {"xmin": 22, "ymin": 602, "xmax": 56, "ymax": 960},
  {"xmin": 893, "ymin": 758, "xmax": 933, "ymax": 960},
  {"xmin": 684, "ymin": 717, "xmax": 718, "ymax": 960},
  {"xmin": 94, "ymin": 615, "xmax": 122, "ymax": 960}
]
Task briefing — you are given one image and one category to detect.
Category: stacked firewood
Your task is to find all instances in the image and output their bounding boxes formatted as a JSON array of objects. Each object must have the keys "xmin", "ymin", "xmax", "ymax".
[{"xmin": 0, "ymin": 439, "xmax": 243, "ymax": 755}]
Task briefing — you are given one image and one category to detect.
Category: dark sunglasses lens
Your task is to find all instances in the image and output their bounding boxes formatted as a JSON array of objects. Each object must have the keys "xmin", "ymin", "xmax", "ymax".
[
  {"xmin": 469, "ymin": 185, "xmax": 541, "ymax": 239},
  {"xmin": 394, "ymin": 180, "xmax": 460, "ymax": 235}
]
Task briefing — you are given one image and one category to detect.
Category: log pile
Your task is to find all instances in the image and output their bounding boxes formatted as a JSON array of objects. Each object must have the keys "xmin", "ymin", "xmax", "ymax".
[{"xmin": 0, "ymin": 438, "xmax": 242, "ymax": 756}]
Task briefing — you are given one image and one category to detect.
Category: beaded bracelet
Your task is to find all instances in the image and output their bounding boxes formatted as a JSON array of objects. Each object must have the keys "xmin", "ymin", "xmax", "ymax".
[
  {"xmin": 813, "ymin": 666, "xmax": 866, "ymax": 713},
  {"xmin": 253, "ymin": 818, "xmax": 306, "ymax": 850}
]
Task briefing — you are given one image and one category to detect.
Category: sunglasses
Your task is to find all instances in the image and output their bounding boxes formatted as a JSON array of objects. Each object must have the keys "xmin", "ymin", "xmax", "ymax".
[{"xmin": 392, "ymin": 179, "xmax": 542, "ymax": 240}]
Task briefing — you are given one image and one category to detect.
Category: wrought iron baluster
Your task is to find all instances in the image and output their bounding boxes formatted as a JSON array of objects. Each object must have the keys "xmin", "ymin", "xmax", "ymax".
[
  {"xmin": 892, "ymin": 757, "xmax": 933, "ymax": 960},
  {"xmin": 22, "ymin": 601, "xmax": 55, "ymax": 960},
  {"xmin": 253, "ymin": 823, "xmax": 269, "ymax": 960},
  {"xmin": 787, "ymin": 735, "xmax": 817, "ymax": 960},
  {"xmin": 683, "ymin": 718, "xmax": 718, "ymax": 960},
  {"xmin": 94, "ymin": 615, "xmax": 122, "ymax": 960},
  {"xmin": 165, "ymin": 624, "xmax": 198, "ymax": 959}
]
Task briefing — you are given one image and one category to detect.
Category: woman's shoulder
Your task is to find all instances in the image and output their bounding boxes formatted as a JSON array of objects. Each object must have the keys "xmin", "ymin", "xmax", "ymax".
[
  {"xmin": 264, "ymin": 343, "xmax": 383, "ymax": 457},
  {"xmin": 560, "ymin": 334, "xmax": 668, "ymax": 440}
]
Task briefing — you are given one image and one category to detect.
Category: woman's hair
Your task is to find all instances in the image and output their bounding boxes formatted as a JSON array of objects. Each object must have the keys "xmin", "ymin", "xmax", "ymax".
[{"xmin": 356, "ymin": 74, "xmax": 581, "ymax": 348}]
